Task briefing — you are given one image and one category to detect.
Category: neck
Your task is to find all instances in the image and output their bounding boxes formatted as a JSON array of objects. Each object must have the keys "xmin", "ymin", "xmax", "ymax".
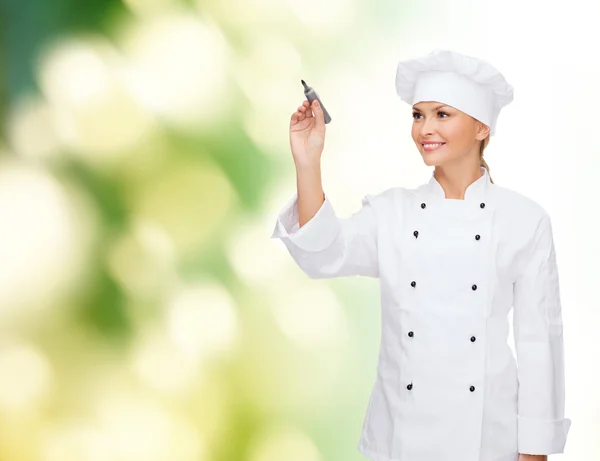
[{"xmin": 433, "ymin": 165, "xmax": 484, "ymax": 200}]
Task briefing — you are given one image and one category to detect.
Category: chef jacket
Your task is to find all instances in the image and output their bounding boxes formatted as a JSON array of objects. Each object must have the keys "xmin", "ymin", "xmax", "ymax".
[{"xmin": 270, "ymin": 166, "xmax": 571, "ymax": 461}]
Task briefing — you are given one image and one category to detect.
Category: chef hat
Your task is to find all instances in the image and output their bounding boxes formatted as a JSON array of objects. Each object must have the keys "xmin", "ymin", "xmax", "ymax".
[{"xmin": 395, "ymin": 49, "xmax": 514, "ymax": 136}]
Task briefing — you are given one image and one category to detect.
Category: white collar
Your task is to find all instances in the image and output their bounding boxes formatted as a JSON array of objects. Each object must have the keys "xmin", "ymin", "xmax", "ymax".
[{"xmin": 427, "ymin": 166, "xmax": 490, "ymax": 202}]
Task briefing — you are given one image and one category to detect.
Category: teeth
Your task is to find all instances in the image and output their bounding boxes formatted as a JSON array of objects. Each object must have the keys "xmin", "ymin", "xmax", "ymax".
[{"xmin": 423, "ymin": 143, "xmax": 443, "ymax": 148}]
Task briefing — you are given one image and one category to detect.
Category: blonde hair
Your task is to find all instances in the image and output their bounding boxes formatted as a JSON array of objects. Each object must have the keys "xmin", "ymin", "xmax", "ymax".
[{"xmin": 479, "ymin": 135, "xmax": 493, "ymax": 184}]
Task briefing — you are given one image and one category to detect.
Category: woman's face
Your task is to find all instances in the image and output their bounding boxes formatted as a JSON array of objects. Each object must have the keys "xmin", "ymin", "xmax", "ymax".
[{"xmin": 411, "ymin": 101, "xmax": 489, "ymax": 167}]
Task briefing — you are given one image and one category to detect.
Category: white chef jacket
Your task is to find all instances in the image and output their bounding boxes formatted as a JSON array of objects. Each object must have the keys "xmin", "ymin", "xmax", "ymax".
[{"xmin": 270, "ymin": 166, "xmax": 571, "ymax": 461}]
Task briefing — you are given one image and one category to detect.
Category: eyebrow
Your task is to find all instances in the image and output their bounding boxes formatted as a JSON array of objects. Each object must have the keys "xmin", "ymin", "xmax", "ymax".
[{"xmin": 412, "ymin": 104, "xmax": 450, "ymax": 112}]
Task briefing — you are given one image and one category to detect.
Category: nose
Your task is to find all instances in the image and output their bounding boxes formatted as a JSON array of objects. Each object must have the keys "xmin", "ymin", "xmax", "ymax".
[{"xmin": 419, "ymin": 116, "xmax": 436, "ymax": 137}]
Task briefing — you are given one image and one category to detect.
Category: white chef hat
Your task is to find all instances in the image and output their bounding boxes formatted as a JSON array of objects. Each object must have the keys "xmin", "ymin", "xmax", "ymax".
[{"xmin": 395, "ymin": 49, "xmax": 514, "ymax": 136}]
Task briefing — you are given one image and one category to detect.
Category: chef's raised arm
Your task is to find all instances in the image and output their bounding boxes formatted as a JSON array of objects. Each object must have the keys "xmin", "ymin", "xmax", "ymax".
[
  {"xmin": 270, "ymin": 191, "xmax": 379, "ymax": 278},
  {"xmin": 512, "ymin": 214, "xmax": 571, "ymax": 455}
]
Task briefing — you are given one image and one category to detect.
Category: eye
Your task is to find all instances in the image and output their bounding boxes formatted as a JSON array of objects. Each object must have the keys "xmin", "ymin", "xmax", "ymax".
[{"xmin": 412, "ymin": 111, "xmax": 449, "ymax": 119}]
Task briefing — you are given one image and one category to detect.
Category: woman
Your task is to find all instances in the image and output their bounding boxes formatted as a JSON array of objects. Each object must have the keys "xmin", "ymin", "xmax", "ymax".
[{"xmin": 270, "ymin": 49, "xmax": 571, "ymax": 461}]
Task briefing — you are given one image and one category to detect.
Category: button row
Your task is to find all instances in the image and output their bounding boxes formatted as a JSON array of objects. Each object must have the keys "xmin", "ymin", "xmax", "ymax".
[
  {"xmin": 405, "ymin": 331, "xmax": 477, "ymax": 342},
  {"xmin": 409, "ymin": 281, "xmax": 478, "ymax": 290},
  {"xmin": 414, "ymin": 231, "xmax": 482, "ymax": 240},
  {"xmin": 405, "ymin": 382, "xmax": 477, "ymax": 392},
  {"xmin": 419, "ymin": 201, "xmax": 486, "ymax": 209}
]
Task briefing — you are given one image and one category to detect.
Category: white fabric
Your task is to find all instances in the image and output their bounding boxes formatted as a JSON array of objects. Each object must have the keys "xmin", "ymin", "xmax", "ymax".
[
  {"xmin": 270, "ymin": 167, "xmax": 571, "ymax": 461},
  {"xmin": 395, "ymin": 49, "xmax": 514, "ymax": 136}
]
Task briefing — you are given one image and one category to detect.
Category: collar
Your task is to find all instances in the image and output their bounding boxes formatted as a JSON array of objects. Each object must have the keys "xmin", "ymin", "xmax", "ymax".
[{"xmin": 427, "ymin": 166, "xmax": 490, "ymax": 202}]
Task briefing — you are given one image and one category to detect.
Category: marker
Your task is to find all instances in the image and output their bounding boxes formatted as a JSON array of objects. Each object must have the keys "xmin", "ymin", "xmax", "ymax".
[{"xmin": 301, "ymin": 79, "xmax": 332, "ymax": 124}]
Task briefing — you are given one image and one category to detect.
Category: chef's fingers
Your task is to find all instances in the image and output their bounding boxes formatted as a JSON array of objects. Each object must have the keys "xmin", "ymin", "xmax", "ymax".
[
  {"xmin": 290, "ymin": 101, "xmax": 313, "ymax": 126},
  {"xmin": 291, "ymin": 107, "xmax": 306, "ymax": 124},
  {"xmin": 311, "ymin": 99, "xmax": 324, "ymax": 129},
  {"xmin": 303, "ymin": 100, "xmax": 313, "ymax": 119},
  {"xmin": 290, "ymin": 111, "xmax": 299, "ymax": 125}
]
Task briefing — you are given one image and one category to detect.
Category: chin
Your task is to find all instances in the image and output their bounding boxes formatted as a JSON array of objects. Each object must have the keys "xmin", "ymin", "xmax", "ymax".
[{"xmin": 421, "ymin": 153, "xmax": 446, "ymax": 167}]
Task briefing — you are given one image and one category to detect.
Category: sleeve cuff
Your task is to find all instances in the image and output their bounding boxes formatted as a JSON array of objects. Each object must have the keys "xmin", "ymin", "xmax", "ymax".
[
  {"xmin": 517, "ymin": 415, "xmax": 571, "ymax": 454},
  {"xmin": 270, "ymin": 192, "xmax": 340, "ymax": 252}
]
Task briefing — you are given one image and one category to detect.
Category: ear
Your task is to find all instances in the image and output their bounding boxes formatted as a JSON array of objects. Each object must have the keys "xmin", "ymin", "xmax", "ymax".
[{"xmin": 476, "ymin": 121, "xmax": 490, "ymax": 140}]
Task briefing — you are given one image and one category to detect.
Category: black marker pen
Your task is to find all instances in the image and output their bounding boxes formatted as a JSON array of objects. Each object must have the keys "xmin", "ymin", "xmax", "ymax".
[{"xmin": 301, "ymin": 79, "xmax": 332, "ymax": 124}]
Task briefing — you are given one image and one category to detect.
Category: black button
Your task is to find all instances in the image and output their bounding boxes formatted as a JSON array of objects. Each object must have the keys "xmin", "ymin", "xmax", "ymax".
[
  {"xmin": 480, "ymin": 202, "xmax": 486, "ymax": 209},
  {"xmin": 472, "ymin": 284, "xmax": 477, "ymax": 291},
  {"xmin": 470, "ymin": 386, "xmax": 475, "ymax": 392},
  {"xmin": 413, "ymin": 230, "xmax": 419, "ymax": 238},
  {"xmin": 475, "ymin": 234, "xmax": 481, "ymax": 240},
  {"xmin": 410, "ymin": 281, "xmax": 416, "ymax": 287},
  {"xmin": 420, "ymin": 202, "xmax": 426, "ymax": 209},
  {"xmin": 470, "ymin": 336, "xmax": 476, "ymax": 342},
  {"xmin": 407, "ymin": 383, "xmax": 413, "ymax": 390},
  {"xmin": 408, "ymin": 331, "xmax": 414, "ymax": 337}
]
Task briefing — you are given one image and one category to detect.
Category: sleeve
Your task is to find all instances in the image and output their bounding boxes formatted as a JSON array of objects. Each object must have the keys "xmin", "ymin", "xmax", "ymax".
[
  {"xmin": 270, "ymin": 191, "xmax": 379, "ymax": 279},
  {"xmin": 512, "ymin": 214, "xmax": 572, "ymax": 455}
]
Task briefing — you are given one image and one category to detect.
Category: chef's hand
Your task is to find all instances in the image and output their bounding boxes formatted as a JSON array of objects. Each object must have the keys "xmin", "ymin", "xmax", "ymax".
[
  {"xmin": 518, "ymin": 454, "xmax": 548, "ymax": 461},
  {"xmin": 290, "ymin": 99, "xmax": 326, "ymax": 169}
]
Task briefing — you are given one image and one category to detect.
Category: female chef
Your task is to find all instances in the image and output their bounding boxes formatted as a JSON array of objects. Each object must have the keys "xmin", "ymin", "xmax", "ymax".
[{"xmin": 270, "ymin": 49, "xmax": 571, "ymax": 461}]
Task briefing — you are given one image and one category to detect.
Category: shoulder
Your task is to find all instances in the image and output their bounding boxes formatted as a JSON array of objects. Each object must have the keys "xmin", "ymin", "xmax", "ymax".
[
  {"xmin": 362, "ymin": 185, "xmax": 402, "ymax": 203},
  {"xmin": 362, "ymin": 185, "xmax": 413, "ymax": 212},
  {"xmin": 490, "ymin": 184, "xmax": 556, "ymax": 271},
  {"xmin": 489, "ymin": 183, "xmax": 551, "ymax": 226}
]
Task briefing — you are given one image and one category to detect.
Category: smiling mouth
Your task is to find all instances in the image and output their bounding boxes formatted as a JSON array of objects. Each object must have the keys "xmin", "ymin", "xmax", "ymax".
[{"xmin": 422, "ymin": 142, "xmax": 445, "ymax": 152}]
